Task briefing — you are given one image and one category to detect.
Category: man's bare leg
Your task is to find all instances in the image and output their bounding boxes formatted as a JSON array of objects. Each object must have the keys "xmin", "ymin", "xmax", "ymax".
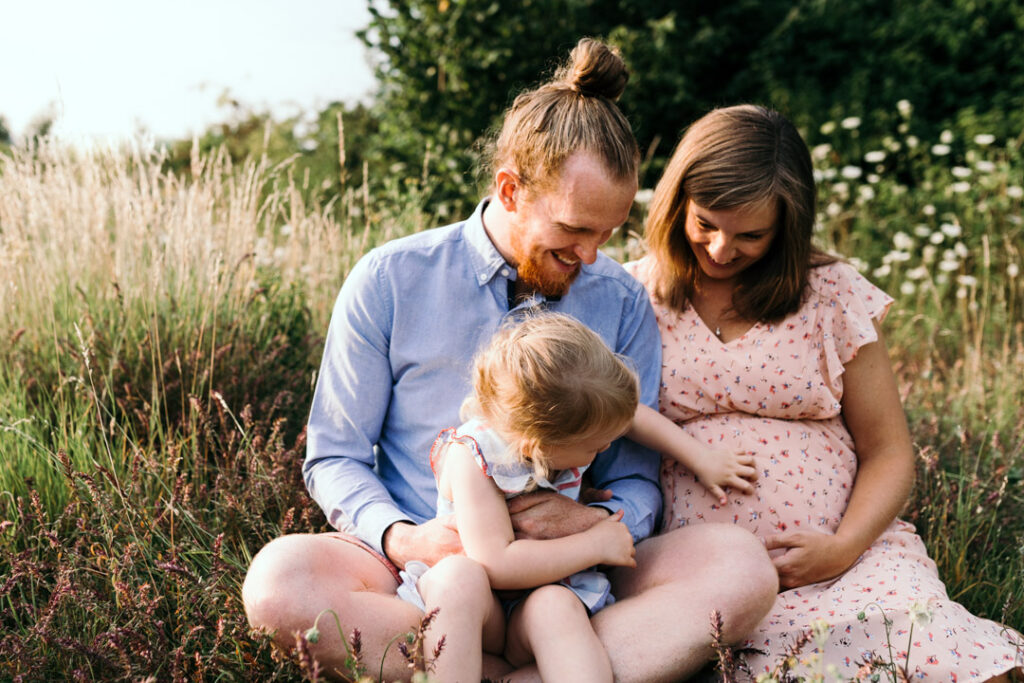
[
  {"xmin": 594, "ymin": 524, "xmax": 778, "ymax": 683},
  {"xmin": 242, "ymin": 533, "xmax": 423, "ymax": 680}
]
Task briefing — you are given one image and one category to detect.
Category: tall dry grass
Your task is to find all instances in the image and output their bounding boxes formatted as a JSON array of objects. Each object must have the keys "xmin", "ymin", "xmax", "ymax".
[{"xmin": 1, "ymin": 115, "xmax": 1021, "ymax": 679}]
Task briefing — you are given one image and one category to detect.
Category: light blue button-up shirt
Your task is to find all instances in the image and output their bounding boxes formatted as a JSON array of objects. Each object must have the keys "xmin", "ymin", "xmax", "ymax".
[{"xmin": 304, "ymin": 200, "xmax": 663, "ymax": 555}]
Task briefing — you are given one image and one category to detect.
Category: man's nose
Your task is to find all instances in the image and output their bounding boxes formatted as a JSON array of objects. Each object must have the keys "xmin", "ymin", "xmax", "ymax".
[{"xmin": 574, "ymin": 231, "xmax": 612, "ymax": 264}]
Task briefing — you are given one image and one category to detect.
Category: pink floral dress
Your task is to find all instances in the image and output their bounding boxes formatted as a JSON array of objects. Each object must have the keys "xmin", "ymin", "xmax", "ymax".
[{"xmin": 626, "ymin": 258, "xmax": 1022, "ymax": 680}]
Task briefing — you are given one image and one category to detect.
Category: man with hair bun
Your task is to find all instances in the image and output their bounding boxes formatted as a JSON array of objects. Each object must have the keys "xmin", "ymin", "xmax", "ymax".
[{"xmin": 243, "ymin": 38, "xmax": 777, "ymax": 681}]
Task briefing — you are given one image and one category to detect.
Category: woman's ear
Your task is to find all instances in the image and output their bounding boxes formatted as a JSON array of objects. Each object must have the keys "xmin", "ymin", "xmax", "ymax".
[{"xmin": 494, "ymin": 167, "xmax": 521, "ymax": 212}]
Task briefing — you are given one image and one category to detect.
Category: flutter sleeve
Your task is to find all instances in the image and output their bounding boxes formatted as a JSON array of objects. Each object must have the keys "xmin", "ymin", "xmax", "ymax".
[
  {"xmin": 429, "ymin": 420, "xmax": 534, "ymax": 495},
  {"xmin": 814, "ymin": 262, "xmax": 895, "ymax": 388}
]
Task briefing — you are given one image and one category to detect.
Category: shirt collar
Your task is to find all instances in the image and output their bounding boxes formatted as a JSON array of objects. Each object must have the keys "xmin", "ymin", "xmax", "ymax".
[{"xmin": 465, "ymin": 198, "xmax": 517, "ymax": 287}]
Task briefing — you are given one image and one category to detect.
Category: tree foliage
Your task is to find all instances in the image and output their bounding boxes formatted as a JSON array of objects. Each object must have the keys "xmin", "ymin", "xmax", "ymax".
[
  {"xmin": 357, "ymin": 0, "xmax": 1024, "ymax": 214},
  {"xmin": 159, "ymin": 0, "xmax": 1024, "ymax": 220}
]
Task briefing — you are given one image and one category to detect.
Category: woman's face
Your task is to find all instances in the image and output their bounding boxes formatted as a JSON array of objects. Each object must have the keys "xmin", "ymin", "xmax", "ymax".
[{"xmin": 683, "ymin": 199, "xmax": 778, "ymax": 283}]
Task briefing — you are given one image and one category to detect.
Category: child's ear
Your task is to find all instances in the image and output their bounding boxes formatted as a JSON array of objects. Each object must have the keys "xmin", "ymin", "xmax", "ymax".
[{"xmin": 517, "ymin": 436, "xmax": 542, "ymax": 462}]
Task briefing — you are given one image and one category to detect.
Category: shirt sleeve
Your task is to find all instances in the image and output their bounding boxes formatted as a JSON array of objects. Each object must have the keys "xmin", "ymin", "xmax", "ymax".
[
  {"xmin": 585, "ymin": 285, "xmax": 663, "ymax": 542},
  {"xmin": 303, "ymin": 250, "xmax": 412, "ymax": 555}
]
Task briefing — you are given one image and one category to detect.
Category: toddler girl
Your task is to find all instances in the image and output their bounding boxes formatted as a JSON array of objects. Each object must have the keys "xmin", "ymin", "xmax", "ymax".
[{"xmin": 407, "ymin": 312, "xmax": 756, "ymax": 682}]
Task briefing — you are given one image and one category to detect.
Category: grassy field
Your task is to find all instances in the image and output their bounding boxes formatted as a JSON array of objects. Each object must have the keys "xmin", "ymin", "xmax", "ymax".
[{"xmin": 1, "ymin": 116, "xmax": 1022, "ymax": 681}]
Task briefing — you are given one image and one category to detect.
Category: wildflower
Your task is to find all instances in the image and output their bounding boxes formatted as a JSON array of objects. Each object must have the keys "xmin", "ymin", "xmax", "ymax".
[
  {"xmin": 900, "ymin": 281, "xmax": 916, "ymax": 295},
  {"xmin": 951, "ymin": 166, "xmax": 972, "ymax": 179},
  {"xmin": 975, "ymin": 160, "xmax": 995, "ymax": 173},
  {"xmin": 939, "ymin": 259, "xmax": 960, "ymax": 272},
  {"xmin": 897, "ymin": 99, "xmax": 913, "ymax": 117},
  {"xmin": 858, "ymin": 185, "xmax": 875, "ymax": 201},
  {"xmin": 841, "ymin": 166, "xmax": 863, "ymax": 179},
  {"xmin": 951, "ymin": 181, "xmax": 970, "ymax": 193},
  {"xmin": 634, "ymin": 188, "xmax": 654, "ymax": 205},
  {"xmin": 280, "ymin": 223, "xmax": 293, "ymax": 236},
  {"xmin": 867, "ymin": 173, "xmax": 881, "ymax": 184},
  {"xmin": 954, "ymin": 242, "xmax": 969, "ymax": 259},
  {"xmin": 1007, "ymin": 186, "xmax": 1024, "ymax": 199},
  {"xmin": 833, "ymin": 182, "xmax": 850, "ymax": 198},
  {"xmin": 841, "ymin": 116, "xmax": 862, "ymax": 129},
  {"xmin": 929, "ymin": 232, "xmax": 945, "ymax": 245},
  {"xmin": 907, "ymin": 266, "xmax": 929, "ymax": 281},
  {"xmin": 906, "ymin": 135, "xmax": 919, "ymax": 149},
  {"xmin": 909, "ymin": 598, "xmax": 935, "ymax": 628},
  {"xmin": 820, "ymin": 121, "xmax": 837, "ymax": 135},
  {"xmin": 874, "ymin": 264, "xmax": 892, "ymax": 278},
  {"xmin": 812, "ymin": 143, "xmax": 832, "ymax": 161},
  {"xmin": 819, "ymin": 167, "xmax": 837, "ymax": 180},
  {"xmin": 826, "ymin": 202, "xmax": 842, "ymax": 217},
  {"xmin": 940, "ymin": 223, "xmax": 962, "ymax": 238},
  {"xmin": 931, "ymin": 144, "xmax": 951, "ymax": 156},
  {"xmin": 864, "ymin": 150, "xmax": 886, "ymax": 163},
  {"xmin": 940, "ymin": 129, "xmax": 954, "ymax": 144},
  {"xmin": 956, "ymin": 286, "xmax": 968, "ymax": 299},
  {"xmin": 922, "ymin": 204, "xmax": 936, "ymax": 216},
  {"xmin": 973, "ymin": 133, "xmax": 995, "ymax": 146},
  {"xmin": 893, "ymin": 232, "xmax": 914, "ymax": 250},
  {"xmin": 1008, "ymin": 263, "xmax": 1019, "ymax": 278},
  {"xmin": 957, "ymin": 275, "xmax": 978, "ymax": 287},
  {"xmin": 848, "ymin": 257, "xmax": 868, "ymax": 273},
  {"xmin": 922, "ymin": 246, "xmax": 938, "ymax": 263},
  {"xmin": 913, "ymin": 225, "xmax": 932, "ymax": 238},
  {"xmin": 305, "ymin": 626, "xmax": 321, "ymax": 643}
]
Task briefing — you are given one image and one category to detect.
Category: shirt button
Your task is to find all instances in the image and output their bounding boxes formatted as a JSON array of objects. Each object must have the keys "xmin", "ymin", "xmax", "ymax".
[{"xmin": 500, "ymin": 268, "xmax": 509, "ymax": 277}]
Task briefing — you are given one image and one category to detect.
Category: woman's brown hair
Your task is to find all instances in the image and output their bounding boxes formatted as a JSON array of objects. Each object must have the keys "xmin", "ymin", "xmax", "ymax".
[
  {"xmin": 483, "ymin": 38, "xmax": 640, "ymax": 194},
  {"xmin": 645, "ymin": 104, "xmax": 834, "ymax": 321}
]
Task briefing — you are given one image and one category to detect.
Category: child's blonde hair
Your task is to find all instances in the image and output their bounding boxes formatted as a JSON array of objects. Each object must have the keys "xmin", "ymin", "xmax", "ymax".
[{"xmin": 463, "ymin": 312, "xmax": 638, "ymax": 482}]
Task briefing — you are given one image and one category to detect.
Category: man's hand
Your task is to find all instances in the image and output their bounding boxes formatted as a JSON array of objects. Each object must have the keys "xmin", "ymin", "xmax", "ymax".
[
  {"xmin": 764, "ymin": 529, "xmax": 858, "ymax": 589},
  {"xmin": 382, "ymin": 516, "xmax": 463, "ymax": 570},
  {"xmin": 507, "ymin": 490, "xmax": 611, "ymax": 540}
]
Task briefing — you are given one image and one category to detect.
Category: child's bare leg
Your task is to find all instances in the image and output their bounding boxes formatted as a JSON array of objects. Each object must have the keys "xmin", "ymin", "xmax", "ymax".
[
  {"xmin": 417, "ymin": 555, "xmax": 505, "ymax": 683},
  {"xmin": 504, "ymin": 584, "xmax": 612, "ymax": 683}
]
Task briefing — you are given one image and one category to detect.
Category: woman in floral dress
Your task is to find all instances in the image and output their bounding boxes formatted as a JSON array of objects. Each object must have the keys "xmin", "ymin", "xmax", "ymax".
[{"xmin": 626, "ymin": 104, "xmax": 1021, "ymax": 681}]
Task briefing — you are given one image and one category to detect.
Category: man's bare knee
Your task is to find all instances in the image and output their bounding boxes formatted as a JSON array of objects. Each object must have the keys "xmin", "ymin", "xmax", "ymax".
[{"xmin": 243, "ymin": 535, "xmax": 316, "ymax": 633}]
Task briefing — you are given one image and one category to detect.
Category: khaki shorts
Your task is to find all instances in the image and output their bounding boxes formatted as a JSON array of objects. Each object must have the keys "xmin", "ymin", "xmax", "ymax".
[{"xmin": 325, "ymin": 531, "xmax": 402, "ymax": 584}]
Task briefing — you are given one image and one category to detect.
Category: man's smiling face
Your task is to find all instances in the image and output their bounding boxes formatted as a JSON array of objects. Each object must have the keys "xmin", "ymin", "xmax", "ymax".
[{"xmin": 508, "ymin": 151, "xmax": 636, "ymax": 297}]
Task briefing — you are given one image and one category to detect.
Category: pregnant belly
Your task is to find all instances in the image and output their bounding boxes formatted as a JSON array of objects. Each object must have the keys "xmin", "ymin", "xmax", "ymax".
[{"xmin": 660, "ymin": 413, "xmax": 858, "ymax": 542}]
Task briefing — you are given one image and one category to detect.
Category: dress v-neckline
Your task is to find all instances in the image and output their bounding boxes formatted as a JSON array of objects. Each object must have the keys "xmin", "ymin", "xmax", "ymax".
[{"xmin": 690, "ymin": 306, "xmax": 759, "ymax": 346}]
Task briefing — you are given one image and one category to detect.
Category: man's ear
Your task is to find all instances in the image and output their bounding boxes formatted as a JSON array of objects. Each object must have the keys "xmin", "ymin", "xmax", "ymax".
[{"xmin": 494, "ymin": 168, "xmax": 521, "ymax": 212}]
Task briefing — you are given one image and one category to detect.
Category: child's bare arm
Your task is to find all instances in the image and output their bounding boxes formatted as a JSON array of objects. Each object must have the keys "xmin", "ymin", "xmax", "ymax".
[
  {"xmin": 441, "ymin": 444, "xmax": 635, "ymax": 590},
  {"xmin": 629, "ymin": 404, "xmax": 758, "ymax": 504}
]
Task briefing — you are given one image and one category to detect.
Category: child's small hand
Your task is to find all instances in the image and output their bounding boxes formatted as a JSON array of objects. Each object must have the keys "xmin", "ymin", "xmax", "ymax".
[
  {"xmin": 690, "ymin": 449, "xmax": 758, "ymax": 505},
  {"xmin": 588, "ymin": 509, "xmax": 636, "ymax": 568}
]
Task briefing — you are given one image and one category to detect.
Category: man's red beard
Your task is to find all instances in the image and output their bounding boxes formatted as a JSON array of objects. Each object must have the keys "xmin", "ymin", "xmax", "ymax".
[{"xmin": 510, "ymin": 231, "xmax": 580, "ymax": 297}]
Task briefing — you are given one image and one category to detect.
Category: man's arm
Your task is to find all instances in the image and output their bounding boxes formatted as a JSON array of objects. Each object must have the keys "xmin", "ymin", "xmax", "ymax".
[
  {"xmin": 584, "ymin": 287, "xmax": 663, "ymax": 541},
  {"xmin": 303, "ymin": 251, "xmax": 411, "ymax": 555}
]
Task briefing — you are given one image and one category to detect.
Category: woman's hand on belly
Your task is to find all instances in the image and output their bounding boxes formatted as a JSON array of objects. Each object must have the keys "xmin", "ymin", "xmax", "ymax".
[{"xmin": 764, "ymin": 529, "xmax": 859, "ymax": 589}]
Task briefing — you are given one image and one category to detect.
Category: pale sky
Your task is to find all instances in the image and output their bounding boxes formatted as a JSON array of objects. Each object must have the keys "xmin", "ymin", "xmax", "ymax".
[{"xmin": 0, "ymin": 0, "xmax": 376, "ymax": 145}]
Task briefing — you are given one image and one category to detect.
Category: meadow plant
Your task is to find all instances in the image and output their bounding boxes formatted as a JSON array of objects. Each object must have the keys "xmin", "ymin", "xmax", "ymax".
[
  {"xmin": 0, "ymin": 138, "xmax": 386, "ymax": 679},
  {"xmin": 2, "ymin": 108, "xmax": 1022, "ymax": 679}
]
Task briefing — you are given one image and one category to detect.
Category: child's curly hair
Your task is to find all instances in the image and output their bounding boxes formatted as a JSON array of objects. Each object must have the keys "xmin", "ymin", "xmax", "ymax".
[{"xmin": 462, "ymin": 312, "xmax": 638, "ymax": 482}]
